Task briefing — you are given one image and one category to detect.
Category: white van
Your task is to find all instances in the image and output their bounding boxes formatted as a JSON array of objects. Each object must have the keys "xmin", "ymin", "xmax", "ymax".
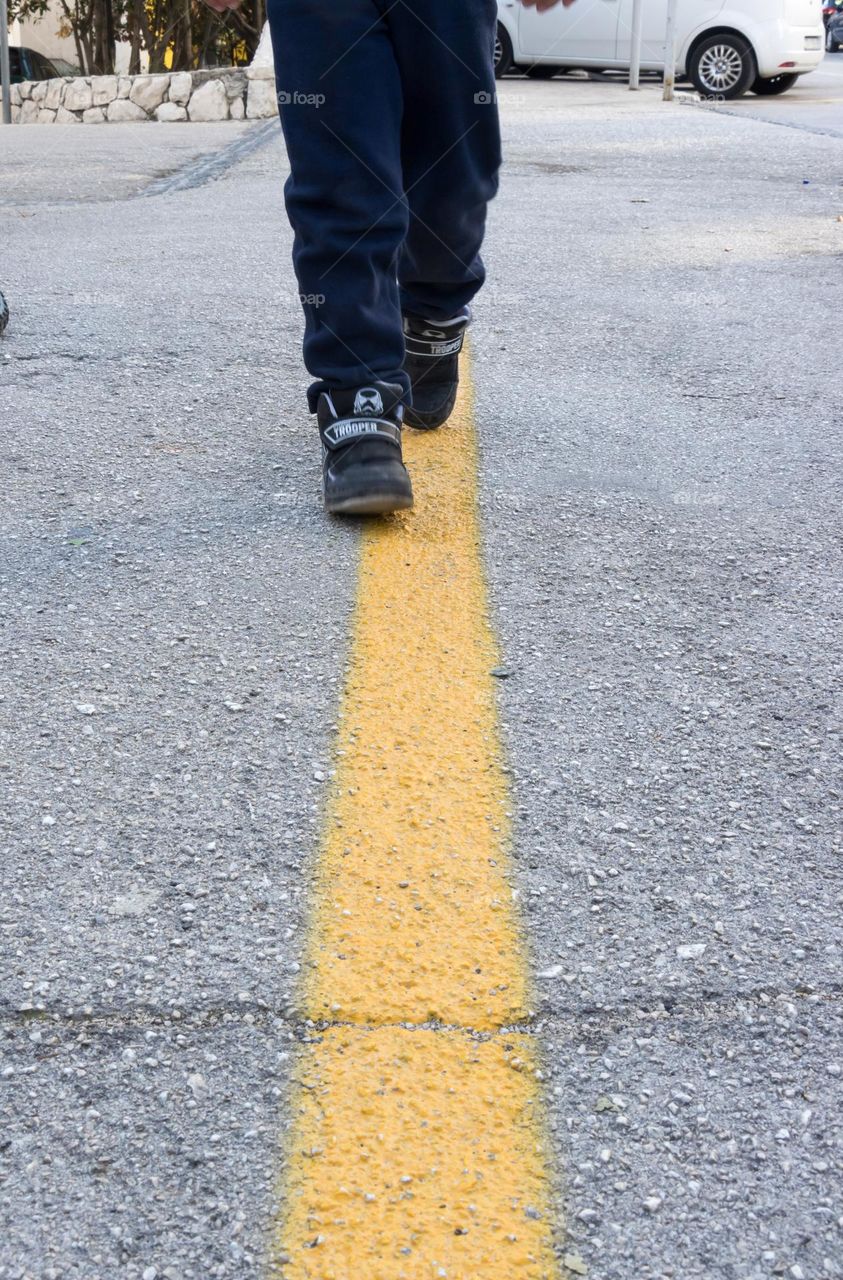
[{"xmin": 495, "ymin": 0, "xmax": 825, "ymax": 98}]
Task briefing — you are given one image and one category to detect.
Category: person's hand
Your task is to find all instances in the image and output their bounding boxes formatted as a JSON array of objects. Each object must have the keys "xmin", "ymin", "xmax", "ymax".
[
  {"xmin": 201, "ymin": 0, "xmax": 243, "ymax": 12},
  {"xmin": 519, "ymin": 0, "xmax": 578, "ymax": 10}
]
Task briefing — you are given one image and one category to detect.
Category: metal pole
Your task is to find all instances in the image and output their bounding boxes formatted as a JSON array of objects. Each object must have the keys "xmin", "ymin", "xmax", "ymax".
[
  {"xmin": 629, "ymin": 0, "xmax": 644, "ymax": 90},
  {"xmin": 1, "ymin": 0, "xmax": 12, "ymax": 125},
  {"xmin": 662, "ymin": 0, "xmax": 679, "ymax": 101}
]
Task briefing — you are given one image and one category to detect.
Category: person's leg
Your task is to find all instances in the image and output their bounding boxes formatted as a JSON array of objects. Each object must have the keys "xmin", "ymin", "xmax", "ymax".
[
  {"xmin": 390, "ymin": 0, "xmax": 501, "ymax": 324},
  {"xmin": 265, "ymin": 0, "xmax": 410, "ymax": 410},
  {"xmin": 385, "ymin": 0, "xmax": 500, "ymax": 427},
  {"xmin": 266, "ymin": 0, "xmax": 414, "ymax": 513}
]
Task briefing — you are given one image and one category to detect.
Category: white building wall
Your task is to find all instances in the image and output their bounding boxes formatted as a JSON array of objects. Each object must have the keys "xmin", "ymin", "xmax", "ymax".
[{"xmin": 10, "ymin": 5, "xmax": 81, "ymax": 67}]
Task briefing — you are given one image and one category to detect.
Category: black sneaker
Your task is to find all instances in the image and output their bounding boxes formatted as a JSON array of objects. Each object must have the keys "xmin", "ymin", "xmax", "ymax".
[
  {"xmin": 402, "ymin": 312, "xmax": 468, "ymax": 430},
  {"xmin": 317, "ymin": 382, "xmax": 413, "ymax": 515}
]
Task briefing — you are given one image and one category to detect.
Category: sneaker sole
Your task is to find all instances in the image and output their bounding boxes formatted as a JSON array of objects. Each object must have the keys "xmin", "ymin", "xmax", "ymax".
[
  {"xmin": 326, "ymin": 490, "xmax": 414, "ymax": 516},
  {"xmin": 404, "ymin": 411, "xmax": 445, "ymax": 431},
  {"xmin": 404, "ymin": 395, "xmax": 457, "ymax": 432}
]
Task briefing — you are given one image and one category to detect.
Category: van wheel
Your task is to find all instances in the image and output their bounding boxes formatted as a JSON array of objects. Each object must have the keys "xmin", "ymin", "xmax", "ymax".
[
  {"xmin": 525, "ymin": 65, "xmax": 558, "ymax": 79},
  {"xmin": 751, "ymin": 72, "xmax": 798, "ymax": 95},
  {"xmin": 494, "ymin": 23, "xmax": 514, "ymax": 78},
  {"xmin": 688, "ymin": 33, "xmax": 756, "ymax": 99}
]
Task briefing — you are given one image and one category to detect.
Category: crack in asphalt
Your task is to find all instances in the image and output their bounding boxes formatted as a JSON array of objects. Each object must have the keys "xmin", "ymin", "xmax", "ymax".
[
  {"xmin": 4, "ymin": 982, "xmax": 840, "ymax": 1040},
  {"xmin": 536, "ymin": 981, "xmax": 843, "ymax": 1040}
]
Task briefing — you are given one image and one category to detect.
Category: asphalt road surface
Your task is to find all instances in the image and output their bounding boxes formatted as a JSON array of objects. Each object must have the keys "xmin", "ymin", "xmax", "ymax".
[
  {"xmin": 703, "ymin": 49, "xmax": 843, "ymax": 137},
  {"xmin": 528, "ymin": 50, "xmax": 843, "ymax": 138},
  {"xmin": 1, "ymin": 79, "xmax": 841, "ymax": 1280}
]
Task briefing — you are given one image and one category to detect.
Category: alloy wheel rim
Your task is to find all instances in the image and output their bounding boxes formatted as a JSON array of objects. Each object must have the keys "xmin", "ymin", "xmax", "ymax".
[{"xmin": 698, "ymin": 44, "xmax": 743, "ymax": 92}]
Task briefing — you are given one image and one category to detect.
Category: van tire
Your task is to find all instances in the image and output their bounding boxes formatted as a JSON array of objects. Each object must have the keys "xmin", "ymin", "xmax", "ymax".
[
  {"xmin": 494, "ymin": 23, "xmax": 514, "ymax": 78},
  {"xmin": 751, "ymin": 72, "xmax": 798, "ymax": 95},
  {"xmin": 688, "ymin": 33, "xmax": 756, "ymax": 100}
]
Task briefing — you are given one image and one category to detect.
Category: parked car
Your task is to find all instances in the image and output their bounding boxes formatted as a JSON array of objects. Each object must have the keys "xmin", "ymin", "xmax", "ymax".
[
  {"xmin": 3, "ymin": 46, "xmax": 61, "ymax": 85},
  {"xmin": 822, "ymin": 1, "xmax": 843, "ymax": 28},
  {"xmin": 495, "ymin": 0, "xmax": 825, "ymax": 99},
  {"xmin": 828, "ymin": 10, "xmax": 843, "ymax": 46},
  {"xmin": 48, "ymin": 56, "xmax": 82, "ymax": 77}
]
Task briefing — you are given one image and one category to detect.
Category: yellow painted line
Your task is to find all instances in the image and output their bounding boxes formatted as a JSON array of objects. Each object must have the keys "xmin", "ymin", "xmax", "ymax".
[
  {"xmin": 271, "ymin": 357, "xmax": 560, "ymax": 1278},
  {"xmin": 304, "ymin": 362, "xmax": 529, "ymax": 1029},
  {"xmin": 273, "ymin": 1027, "xmax": 556, "ymax": 1279}
]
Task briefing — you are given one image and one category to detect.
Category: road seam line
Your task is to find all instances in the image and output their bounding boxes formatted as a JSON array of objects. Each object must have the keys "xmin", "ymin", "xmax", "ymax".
[{"xmin": 137, "ymin": 120, "xmax": 280, "ymax": 197}]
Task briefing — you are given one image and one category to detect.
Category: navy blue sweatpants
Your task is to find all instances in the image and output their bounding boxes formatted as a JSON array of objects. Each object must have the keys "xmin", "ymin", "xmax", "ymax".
[{"xmin": 265, "ymin": 0, "xmax": 501, "ymax": 409}]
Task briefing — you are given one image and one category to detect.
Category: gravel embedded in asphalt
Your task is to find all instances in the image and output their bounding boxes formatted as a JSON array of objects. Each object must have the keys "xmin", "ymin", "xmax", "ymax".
[
  {"xmin": 475, "ymin": 82, "xmax": 843, "ymax": 1280},
  {"xmin": 2, "ymin": 83, "xmax": 841, "ymax": 1279}
]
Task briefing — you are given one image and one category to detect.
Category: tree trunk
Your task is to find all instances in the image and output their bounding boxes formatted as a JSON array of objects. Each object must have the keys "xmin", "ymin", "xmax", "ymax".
[
  {"xmin": 59, "ymin": 0, "xmax": 88, "ymax": 74},
  {"xmin": 183, "ymin": 0, "xmax": 193, "ymax": 69},
  {"xmin": 69, "ymin": 3, "xmax": 87, "ymax": 73},
  {"xmin": 104, "ymin": 0, "xmax": 115, "ymax": 74},
  {"xmin": 198, "ymin": 10, "xmax": 214, "ymax": 67},
  {"xmin": 128, "ymin": 10, "xmax": 141, "ymax": 74},
  {"xmin": 77, "ymin": 0, "xmax": 94, "ymax": 76}
]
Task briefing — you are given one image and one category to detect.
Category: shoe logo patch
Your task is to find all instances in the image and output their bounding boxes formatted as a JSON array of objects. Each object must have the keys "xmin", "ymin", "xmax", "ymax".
[
  {"xmin": 323, "ymin": 418, "xmax": 400, "ymax": 450},
  {"xmin": 332, "ymin": 420, "xmax": 379, "ymax": 439},
  {"xmin": 354, "ymin": 387, "xmax": 384, "ymax": 416}
]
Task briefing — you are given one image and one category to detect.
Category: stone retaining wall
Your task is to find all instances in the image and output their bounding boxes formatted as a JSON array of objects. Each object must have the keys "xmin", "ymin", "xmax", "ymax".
[{"xmin": 10, "ymin": 66, "xmax": 278, "ymax": 124}]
